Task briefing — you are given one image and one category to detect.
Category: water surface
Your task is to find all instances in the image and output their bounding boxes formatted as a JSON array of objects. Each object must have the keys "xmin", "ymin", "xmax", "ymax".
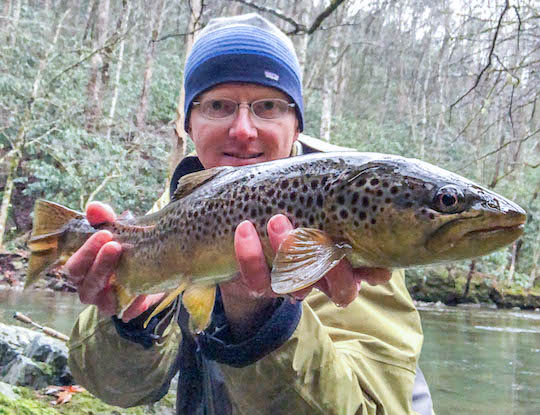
[
  {"xmin": 418, "ymin": 304, "xmax": 540, "ymax": 415},
  {"xmin": 1, "ymin": 288, "xmax": 538, "ymax": 414}
]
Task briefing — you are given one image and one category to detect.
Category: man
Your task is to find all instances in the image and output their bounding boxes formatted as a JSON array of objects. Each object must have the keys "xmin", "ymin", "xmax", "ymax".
[{"xmin": 67, "ymin": 13, "xmax": 434, "ymax": 414}]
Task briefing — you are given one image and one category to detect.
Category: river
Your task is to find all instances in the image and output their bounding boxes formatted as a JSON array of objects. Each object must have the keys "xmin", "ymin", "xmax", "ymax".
[{"xmin": 1, "ymin": 288, "xmax": 539, "ymax": 414}]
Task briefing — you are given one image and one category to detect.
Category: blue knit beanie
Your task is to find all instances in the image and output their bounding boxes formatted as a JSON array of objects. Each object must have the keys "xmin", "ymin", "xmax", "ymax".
[{"xmin": 183, "ymin": 13, "xmax": 304, "ymax": 132}]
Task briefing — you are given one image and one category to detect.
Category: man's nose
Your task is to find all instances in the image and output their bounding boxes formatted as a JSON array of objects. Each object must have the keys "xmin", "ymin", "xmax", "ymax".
[{"xmin": 229, "ymin": 105, "xmax": 257, "ymax": 141}]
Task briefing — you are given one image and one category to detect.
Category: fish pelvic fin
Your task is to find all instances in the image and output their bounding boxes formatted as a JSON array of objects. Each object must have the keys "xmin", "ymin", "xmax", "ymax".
[
  {"xmin": 182, "ymin": 285, "xmax": 216, "ymax": 334},
  {"xmin": 143, "ymin": 281, "xmax": 189, "ymax": 328},
  {"xmin": 270, "ymin": 227, "xmax": 352, "ymax": 294},
  {"xmin": 26, "ymin": 200, "xmax": 84, "ymax": 288}
]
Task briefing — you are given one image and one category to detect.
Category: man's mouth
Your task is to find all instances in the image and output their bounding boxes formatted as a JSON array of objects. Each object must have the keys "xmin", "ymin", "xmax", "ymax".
[{"xmin": 223, "ymin": 152, "xmax": 264, "ymax": 159}]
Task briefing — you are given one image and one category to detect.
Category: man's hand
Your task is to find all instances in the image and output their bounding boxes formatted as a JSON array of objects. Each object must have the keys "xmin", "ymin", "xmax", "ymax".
[
  {"xmin": 64, "ymin": 202, "xmax": 163, "ymax": 322},
  {"xmin": 220, "ymin": 214, "xmax": 392, "ymax": 339}
]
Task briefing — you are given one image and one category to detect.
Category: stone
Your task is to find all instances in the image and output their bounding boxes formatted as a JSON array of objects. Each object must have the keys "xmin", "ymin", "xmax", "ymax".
[
  {"xmin": 0, "ymin": 323, "xmax": 72, "ymax": 388},
  {"xmin": 2, "ymin": 355, "xmax": 51, "ymax": 389},
  {"xmin": 0, "ymin": 380, "xmax": 18, "ymax": 400}
]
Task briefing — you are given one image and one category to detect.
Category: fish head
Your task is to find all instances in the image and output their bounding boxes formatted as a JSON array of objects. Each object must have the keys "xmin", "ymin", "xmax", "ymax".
[
  {"xmin": 422, "ymin": 182, "xmax": 526, "ymax": 261},
  {"xmin": 329, "ymin": 156, "xmax": 526, "ymax": 267}
]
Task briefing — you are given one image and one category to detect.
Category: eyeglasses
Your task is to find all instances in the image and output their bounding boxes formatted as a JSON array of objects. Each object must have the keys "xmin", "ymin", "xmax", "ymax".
[{"xmin": 192, "ymin": 98, "xmax": 295, "ymax": 121}]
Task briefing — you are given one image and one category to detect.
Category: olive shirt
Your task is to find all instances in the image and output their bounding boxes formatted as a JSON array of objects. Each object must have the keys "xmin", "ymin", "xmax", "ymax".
[{"xmin": 68, "ymin": 135, "xmax": 434, "ymax": 415}]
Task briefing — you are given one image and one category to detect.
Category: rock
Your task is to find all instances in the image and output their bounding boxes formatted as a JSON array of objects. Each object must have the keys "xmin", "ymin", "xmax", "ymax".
[
  {"xmin": 0, "ymin": 380, "xmax": 18, "ymax": 400},
  {"xmin": 2, "ymin": 355, "xmax": 51, "ymax": 389},
  {"xmin": 0, "ymin": 323, "xmax": 72, "ymax": 389},
  {"xmin": 457, "ymin": 303, "xmax": 482, "ymax": 309}
]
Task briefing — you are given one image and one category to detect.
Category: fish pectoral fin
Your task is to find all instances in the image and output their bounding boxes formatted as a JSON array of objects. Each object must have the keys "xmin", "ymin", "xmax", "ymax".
[
  {"xmin": 143, "ymin": 282, "xmax": 188, "ymax": 328},
  {"xmin": 270, "ymin": 228, "xmax": 352, "ymax": 294},
  {"xmin": 172, "ymin": 166, "xmax": 233, "ymax": 201},
  {"xmin": 182, "ymin": 285, "xmax": 216, "ymax": 334}
]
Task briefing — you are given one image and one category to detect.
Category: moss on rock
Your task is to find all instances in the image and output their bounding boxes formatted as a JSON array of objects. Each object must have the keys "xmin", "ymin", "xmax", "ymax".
[{"xmin": 405, "ymin": 267, "xmax": 540, "ymax": 309}]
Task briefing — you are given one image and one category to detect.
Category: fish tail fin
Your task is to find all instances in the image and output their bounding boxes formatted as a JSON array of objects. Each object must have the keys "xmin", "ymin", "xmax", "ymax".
[{"xmin": 26, "ymin": 200, "xmax": 83, "ymax": 288}]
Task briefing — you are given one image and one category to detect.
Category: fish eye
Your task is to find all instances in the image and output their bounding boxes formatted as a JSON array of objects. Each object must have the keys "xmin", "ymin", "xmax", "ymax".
[{"xmin": 433, "ymin": 185, "xmax": 464, "ymax": 213}]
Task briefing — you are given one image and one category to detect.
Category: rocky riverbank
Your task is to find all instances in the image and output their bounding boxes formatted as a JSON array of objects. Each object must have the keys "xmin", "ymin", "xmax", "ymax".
[
  {"xmin": 0, "ymin": 322, "xmax": 176, "ymax": 414},
  {"xmin": 405, "ymin": 266, "xmax": 540, "ymax": 309}
]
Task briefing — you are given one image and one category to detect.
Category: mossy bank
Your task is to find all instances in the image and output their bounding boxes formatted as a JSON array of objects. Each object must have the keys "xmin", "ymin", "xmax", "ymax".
[
  {"xmin": 406, "ymin": 266, "xmax": 540, "ymax": 309},
  {"xmin": 0, "ymin": 383, "xmax": 175, "ymax": 415}
]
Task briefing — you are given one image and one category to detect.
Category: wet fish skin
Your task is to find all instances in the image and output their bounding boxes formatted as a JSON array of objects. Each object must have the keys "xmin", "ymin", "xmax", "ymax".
[{"xmin": 25, "ymin": 152, "xmax": 526, "ymax": 331}]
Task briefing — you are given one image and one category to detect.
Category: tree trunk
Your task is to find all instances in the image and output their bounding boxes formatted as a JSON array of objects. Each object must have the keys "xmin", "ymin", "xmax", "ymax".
[
  {"xmin": 170, "ymin": 0, "xmax": 203, "ymax": 177},
  {"xmin": 8, "ymin": 0, "xmax": 21, "ymax": 47},
  {"xmin": 462, "ymin": 260, "xmax": 476, "ymax": 299},
  {"xmin": 319, "ymin": 26, "xmax": 340, "ymax": 142},
  {"xmin": 135, "ymin": 0, "xmax": 166, "ymax": 131},
  {"xmin": 85, "ymin": 0, "xmax": 110, "ymax": 132},
  {"xmin": 0, "ymin": 153, "xmax": 20, "ymax": 249},
  {"xmin": 106, "ymin": 0, "xmax": 131, "ymax": 139}
]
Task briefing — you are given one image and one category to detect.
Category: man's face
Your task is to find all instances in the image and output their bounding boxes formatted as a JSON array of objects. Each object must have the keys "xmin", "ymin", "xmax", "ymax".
[{"xmin": 188, "ymin": 83, "xmax": 299, "ymax": 168}]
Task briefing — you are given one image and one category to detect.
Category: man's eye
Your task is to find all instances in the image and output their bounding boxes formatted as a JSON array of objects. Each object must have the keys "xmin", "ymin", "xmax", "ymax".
[
  {"xmin": 262, "ymin": 100, "xmax": 275, "ymax": 110},
  {"xmin": 211, "ymin": 100, "xmax": 223, "ymax": 110}
]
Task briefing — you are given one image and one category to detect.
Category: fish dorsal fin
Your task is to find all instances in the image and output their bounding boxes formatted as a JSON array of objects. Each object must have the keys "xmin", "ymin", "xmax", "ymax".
[
  {"xmin": 270, "ymin": 228, "xmax": 352, "ymax": 294},
  {"xmin": 182, "ymin": 285, "xmax": 216, "ymax": 334},
  {"xmin": 172, "ymin": 167, "xmax": 231, "ymax": 201}
]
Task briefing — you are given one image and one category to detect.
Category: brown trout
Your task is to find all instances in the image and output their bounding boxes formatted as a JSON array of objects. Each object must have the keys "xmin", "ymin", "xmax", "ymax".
[{"xmin": 26, "ymin": 152, "xmax": 526, "ymax": 331}]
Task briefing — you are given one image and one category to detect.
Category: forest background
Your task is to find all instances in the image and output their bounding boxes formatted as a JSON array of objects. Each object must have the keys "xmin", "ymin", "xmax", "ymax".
[{"xmin": 0, "ymin": 0, "xmax": 538, "ymax": 299}]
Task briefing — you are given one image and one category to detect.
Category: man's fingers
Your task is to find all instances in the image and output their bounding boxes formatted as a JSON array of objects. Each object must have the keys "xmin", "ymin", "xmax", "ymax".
[
  {"xmin": 65, "ymin": 230, "xmax": 114, "ymax": 284},
  {"xmin": 121, "ymin": 293, "xmax": 166, "ymax": 322},
  {"xmin": 94, "ymin": 284, "xmax": 117, "ymax": 316},
  {"xmin": 78, "ymin": 241, "xmax": 122, "ymax": 304},
  {"xmin": 86, "ymin": 201, "xmax": 116, "ymax": 225},
  {"xmin": 352, "ymin": 267, "xmax": 392, "ymax": 286},
  {"xmin": 267, "ymin": 214, "xmax": 293, "ymax": 252},
  {"xmin": 321, "ymin": 260, "xmax": 358, "ymax": 307},
  {"xmin": 234, "ymin": 220, "xmax": 270, "ymax": 294}
]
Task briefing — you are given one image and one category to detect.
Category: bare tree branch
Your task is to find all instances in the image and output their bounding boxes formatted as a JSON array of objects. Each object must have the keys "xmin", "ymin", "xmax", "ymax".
[
  {"xmin": 459, "ymin": 128, "xmax": 540, "ymax": 170},
  {"xmin": 306, "ymin": 0, "xmax": 347, "ymax": 34},
  {"xmin": 450, "ymin": 0, "xmax": 510, "ymax": 110},
  {"xmin": 228, "ymin": 0, "xmax": 347, "ymax": 35},
  {"xmin": 228, "ymin": 0, "xmax": 304, "ymax": 32}
]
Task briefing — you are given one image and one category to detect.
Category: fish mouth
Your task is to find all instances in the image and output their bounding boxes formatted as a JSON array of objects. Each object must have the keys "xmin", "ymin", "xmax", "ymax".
[
  {"xmin": 463, "ymin": 223, "xmax": 525, "ymax": 238},
  {"xmin": 427, "ymin": 212, "xmax": 526, "ymax": 258}
]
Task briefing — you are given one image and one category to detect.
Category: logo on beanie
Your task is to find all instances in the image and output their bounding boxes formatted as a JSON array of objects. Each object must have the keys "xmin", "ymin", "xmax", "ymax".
[{"xmin": 264, "ymin": 71, "xmax": 279, "ymax": 81}]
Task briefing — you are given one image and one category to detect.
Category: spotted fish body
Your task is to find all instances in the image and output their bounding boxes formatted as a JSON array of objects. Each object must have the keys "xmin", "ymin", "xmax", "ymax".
[{"xmin": 26, "ymin": 152, "xmax": 526, "ymax": 331}]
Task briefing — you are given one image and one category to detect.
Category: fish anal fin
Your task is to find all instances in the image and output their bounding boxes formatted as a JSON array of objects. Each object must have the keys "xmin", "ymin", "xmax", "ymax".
[
  {"xmin": 270, "ymin": 228, "xmax": 352, "ymax": 294},
  {"xmin": 182, "ymin": 285, "xmax": 216, "ymax": 334},
  {"xmin": 143, "ymin": 282, "xmax": 188, "ymax": 328},
  {"xmin": 172, "ymin": 167, "xmax": 231, "ymax": 201}
]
